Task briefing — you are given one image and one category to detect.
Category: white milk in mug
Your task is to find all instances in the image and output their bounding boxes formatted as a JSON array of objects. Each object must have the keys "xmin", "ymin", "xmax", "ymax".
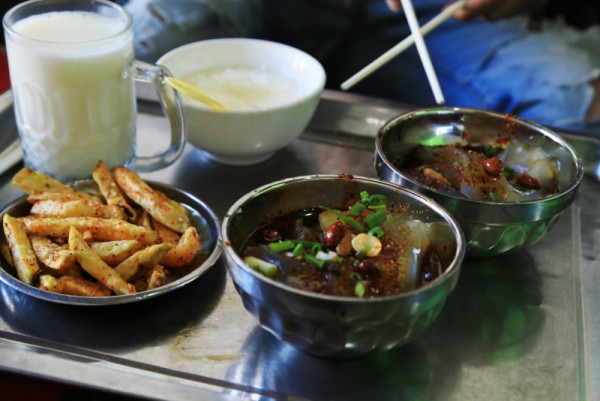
[{"xmin": 5, "ymin": 10, "xmax": 136, "ymax": 180}]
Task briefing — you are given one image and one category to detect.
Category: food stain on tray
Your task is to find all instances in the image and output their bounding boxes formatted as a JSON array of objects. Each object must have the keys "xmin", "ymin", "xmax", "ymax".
[
  {"xmin": 171, "ymin": 324, "xmax": 244, "ymax": 361},
  {"xmin": 170, "ymin": 294, "xmax": 251, "ymax": 361}
]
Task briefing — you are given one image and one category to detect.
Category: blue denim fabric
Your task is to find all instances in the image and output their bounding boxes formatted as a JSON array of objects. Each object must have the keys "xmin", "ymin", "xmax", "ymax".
[
  {"xmin": 124, "ymin": 0, "xmax": 600, "ymax": 133},
  {"xmin": 429, "ymin": 17, "xmax": 600, "ymax": 133}
]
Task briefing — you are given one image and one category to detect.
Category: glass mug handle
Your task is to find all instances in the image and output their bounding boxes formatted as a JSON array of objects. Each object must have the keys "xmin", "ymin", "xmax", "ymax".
[{"xmin": 129, "ymin": 60, "xmax": 186, "ymax": 172}]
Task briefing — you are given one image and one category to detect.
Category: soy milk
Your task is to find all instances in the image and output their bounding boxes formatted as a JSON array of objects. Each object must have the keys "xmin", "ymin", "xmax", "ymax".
[
  {"xmin": 6, "ymin": 11, "xmax": 135, "ymax": 180},
  {"xmin": 182, "ymin": 67, "xmax": 304, "ymax": 110}
]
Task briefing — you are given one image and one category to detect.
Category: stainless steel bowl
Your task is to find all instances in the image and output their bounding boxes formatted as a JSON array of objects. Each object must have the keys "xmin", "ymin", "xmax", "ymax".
[
  {"xmin": 222, "ymin": 175, "xmax": 465, "ymax": 358},
  {"xmin": 375, "ymin": 107, "xmax": 584, "ymax": 258},
  {"xmin": 0, "ymin": 180, "xmax": 222, "ymax": 305}
]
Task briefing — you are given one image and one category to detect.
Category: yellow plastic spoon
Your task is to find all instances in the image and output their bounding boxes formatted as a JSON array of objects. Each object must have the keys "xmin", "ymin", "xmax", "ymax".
[{"xmin": 164, "ymin": 77, "xmax": 226, "ymax": 110}]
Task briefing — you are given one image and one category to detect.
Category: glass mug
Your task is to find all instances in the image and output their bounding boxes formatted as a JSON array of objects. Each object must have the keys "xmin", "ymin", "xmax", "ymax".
[{"xmin": 3, "ymin": 0, "xmax": 186, "ymax": 181}]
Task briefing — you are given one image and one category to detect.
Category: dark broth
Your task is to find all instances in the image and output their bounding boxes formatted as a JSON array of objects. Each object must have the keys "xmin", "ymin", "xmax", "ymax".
[{"xmin": 239, "ymin": 207, "xmax": 451, "ymax": 298}]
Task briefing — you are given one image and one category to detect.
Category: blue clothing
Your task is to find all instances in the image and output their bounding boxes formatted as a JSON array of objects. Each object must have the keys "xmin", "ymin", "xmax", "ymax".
[{"xmin": 124, "ymin": 0, "xmax": 600, "ymax": 134}]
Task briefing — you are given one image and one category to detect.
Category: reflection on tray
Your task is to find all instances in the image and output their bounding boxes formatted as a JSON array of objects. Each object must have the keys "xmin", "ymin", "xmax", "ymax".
[
  {"xmin": 0, "ymin": 91, "xmax": 21, "ymax": 176},
  {"xmin": 0, "ymin": 262, "xmax": 227, "ymax": 352}
]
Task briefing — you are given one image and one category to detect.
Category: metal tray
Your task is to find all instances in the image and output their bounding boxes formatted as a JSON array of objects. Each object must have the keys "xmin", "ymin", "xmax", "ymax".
[{"xmin": 0, "ymin": 89, "xmax": 598, "ymax": 401}]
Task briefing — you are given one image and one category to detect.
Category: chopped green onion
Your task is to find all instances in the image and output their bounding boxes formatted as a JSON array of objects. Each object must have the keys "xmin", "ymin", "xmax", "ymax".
[
  {"xmin": 369, "ymin": 194, "xmax": 387, "ymax": 204},
  {"xmin": 305, "ymin": 254, "xmax": 326, "ymax": 269},
  {"xmin": 268, "ymin": 240, "xmax": 295, "ymax": 252},
  {"xmin": 292, "ymin": 243, "xmax": 304, "ymax": 258},
  {"xmin": 319, "ymin": 205, "xmax": 365, "ymax": 232},
  {"xmin": 368, "ymin": 226, "xmax": 385, "ymax": 238},
  {"xmin": 310, "ymin": 243, "xmax": 322, "ymax": 256},
  {"xmin": 315, "ymin": 250, "xmax": 338, "ymax": 261},
  {"xmin": 349, "ymin": 272, "xmax": 362, "ymax": 282},
  {"xmin": 366, "ymin": 194, "xmax": 387, "ymax": 210},
  {"xmin": 350, "ymin": 202, "xmax": 366, "ymax": 216},
  {"xmin": 502, "ymin": 166, "xmax": 514, "ymax": 179},
  {"xmin": 363, "ymin": 209, "xmax": 387, "ymax": 229},
  {"xmin": 360, "ymin": 244, "xmax": 372, "ymax": 254},
  {"xmin": 489, "ymin": 191, "xmax": 501, "ymax": 202},
  {"xmin": 355, "ymin": 282, "xmax": 365, "ymax": 298},
  {"xmin": 452, "ymin": 161, "xmax": 460, "ymax": 167},
  {"xmin": 484, "ymin": 144, "xmax": 503, "ymax": 157},
  {"xmin": 358, "ymin": 191, "xmax": 388, "ymax": 209},
  {"xmin": 243, "ymin": 256, "xmax": 278, "ymax": 277}
]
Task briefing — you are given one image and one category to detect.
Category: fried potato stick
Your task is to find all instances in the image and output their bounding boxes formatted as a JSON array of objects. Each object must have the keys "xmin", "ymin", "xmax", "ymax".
[
  {"xmin": 145, "ymin": 264, "xmax": 168, "ymax": 290},
  {"xmin": 112, "ymin": 167, "xmax": 190, "ymax": 233},
  {"xmin": 20, "ymin": 216, "xmax": 160, "ymax": 244},
  {"xmin": 39, "ymin": 274, "xmax": 111, "ymax": 297},
  {"xmin": 29, "ymin": 234, "xmax": 76, "ymax": 270},
  {"xmin": 92, "ymin": 160, "xmax": 137, "ymax": 221},
  {"xmin": 3, "ymin": 214, "xmax": 40, "ymax": 285},
  {"xmin": 151, "ymin": 218, "xmax": 181, "ymax": 245},
  {"xmin": 27, "ymin": 193, "xmax": 91, "ymax": 203},
  {"xmin": 156, "ymin": 190, "xmax": 188, "ymax": 217},
  {"xmin": 30, "ymin": 199, "xmax": 127, "ymax": 220},
  {"xmin": 114, "ymin": 242, "xmax": 172, "ymax": 281},
  {"xmin": 39, "ymin": 262, "xmax": 82, "ymax": 278},
  {"xmin": 135, "ymin": 209, "xmax": 153, "ymax": 230},
  {"xmin": 160, "ymin": 226, "xmax": 201, "ymax": 268},
  {"xmin": 12, "ymin": 167, "xmax": 96, "ymax": 200},
  {"xmin": 90, "ymin": 240, "xmax": 143, "ymax": 266},
  {"xmin": 68, "ymin": 226, "xmax": 135, "ymax": 295}
]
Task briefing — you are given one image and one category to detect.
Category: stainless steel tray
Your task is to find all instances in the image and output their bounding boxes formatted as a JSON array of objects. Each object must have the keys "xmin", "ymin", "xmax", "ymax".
[{"xmin": 0, "ymin": 89, "xmax": 598, "ymax": 401}]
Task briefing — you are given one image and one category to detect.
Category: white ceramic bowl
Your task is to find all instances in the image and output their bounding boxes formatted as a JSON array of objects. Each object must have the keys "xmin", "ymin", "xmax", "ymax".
[{"xmin": 157, "ymin": 38, "xmax": 326, "ymax": 165}]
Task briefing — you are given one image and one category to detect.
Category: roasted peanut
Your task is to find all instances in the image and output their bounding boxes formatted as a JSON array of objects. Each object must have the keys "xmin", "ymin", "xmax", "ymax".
[
  {"xmin": 482, "ymin": 156, "xmax": 503, "ymax": 176},
  {"xmin": 517, "ymin": 173, "xmax": 541, "ymax": 190}
]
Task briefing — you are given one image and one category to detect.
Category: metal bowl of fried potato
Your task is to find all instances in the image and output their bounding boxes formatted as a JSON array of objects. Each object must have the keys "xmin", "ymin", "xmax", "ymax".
[{"xmin": 0, "ymin": 179, "xmax": 222, "ymax": 306}]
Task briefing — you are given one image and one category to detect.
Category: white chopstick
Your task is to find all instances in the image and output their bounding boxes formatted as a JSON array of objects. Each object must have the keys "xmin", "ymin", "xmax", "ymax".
[
  {"xmin": 401, "ymin": 0, "xmax": 443, "ymax": 103},
  {"xmin": 340, "ymin": 0, "xmax": 466, "ymax": 100}
]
